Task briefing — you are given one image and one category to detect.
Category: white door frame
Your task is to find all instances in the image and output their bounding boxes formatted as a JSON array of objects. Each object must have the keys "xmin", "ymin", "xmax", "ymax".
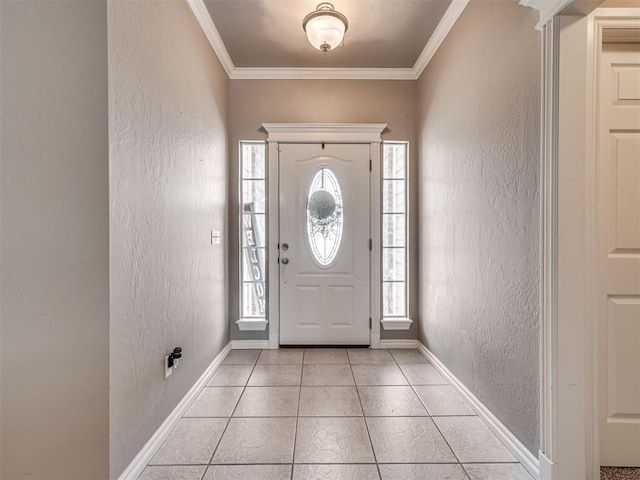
[
  {"xmin": 584, "ymin": 11, "xmax": 640, "ymax": 478},
  {"xmin": 535, "ymin": 5, "xmax": 640, "ymax": 479},
  {"xmin": 262, "ymin": 123, "xmax": 387, "ymax": 350}
]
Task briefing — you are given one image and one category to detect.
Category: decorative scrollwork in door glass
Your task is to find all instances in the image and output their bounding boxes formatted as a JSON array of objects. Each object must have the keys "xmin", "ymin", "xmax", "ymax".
[{"xmin": 306, "ymin": 167, "xmax": 343, "ymax": 266}]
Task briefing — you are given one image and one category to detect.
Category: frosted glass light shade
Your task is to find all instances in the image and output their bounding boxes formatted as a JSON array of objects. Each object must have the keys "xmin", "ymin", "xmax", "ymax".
[{"xmin": 303, "ymin": 3, "xmax": 348, "ymax": 54}]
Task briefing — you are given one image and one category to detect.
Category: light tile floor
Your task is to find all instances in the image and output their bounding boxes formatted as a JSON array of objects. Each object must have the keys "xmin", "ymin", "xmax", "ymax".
[{"xmin": 140, "ymin": 348, "xmax": 534, "ymax": 480}]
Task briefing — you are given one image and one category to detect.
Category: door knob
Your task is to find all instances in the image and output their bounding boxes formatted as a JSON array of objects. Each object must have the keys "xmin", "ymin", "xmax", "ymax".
[
  {"xmin": 281, "ymin": 257, "xmax": 289, "ymax": 265},
  {"xmin": 282, "ymin": 243, "xmax": 289, "ymax": 251}
]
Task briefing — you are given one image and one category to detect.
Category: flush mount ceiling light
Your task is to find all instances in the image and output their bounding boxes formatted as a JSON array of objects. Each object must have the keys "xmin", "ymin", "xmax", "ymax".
[{"xmin": 302, "ymin": 3, "xmax": 349, "ymax": 54}]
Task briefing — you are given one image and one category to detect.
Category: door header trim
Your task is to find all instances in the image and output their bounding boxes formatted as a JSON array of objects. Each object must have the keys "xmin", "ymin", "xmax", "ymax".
[{"xmin": 262, "ymin": 123, "xmax": 387, "ymax": 143}]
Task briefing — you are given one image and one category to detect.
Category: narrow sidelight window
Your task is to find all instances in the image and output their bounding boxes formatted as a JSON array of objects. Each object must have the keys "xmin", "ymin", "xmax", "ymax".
[
  {"xmin": 382, "ymin": 142, "xmax": 408, "ymax": 318},
  {"xmin": 240, "ymin": 141, "xmax": 267, "ymax": 319}
]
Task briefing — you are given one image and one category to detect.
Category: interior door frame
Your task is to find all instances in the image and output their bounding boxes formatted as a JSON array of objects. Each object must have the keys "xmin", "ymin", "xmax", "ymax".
[
  {"xmin": 262, "ymin": 123, "xmax": 387, "ymax": 350},
  {"xmin": 538, "ymin": 7, "xmax": 640, "ymax": 480},
  {"xmin": 586, "ymin": 12, "xmax": 640, "ymax": 477}
]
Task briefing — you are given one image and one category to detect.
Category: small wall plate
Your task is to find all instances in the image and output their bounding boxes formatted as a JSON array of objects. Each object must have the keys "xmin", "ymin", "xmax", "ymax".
[{"xmin": 164, "ymin": 355, "xmax": 173, "ymax": 378}]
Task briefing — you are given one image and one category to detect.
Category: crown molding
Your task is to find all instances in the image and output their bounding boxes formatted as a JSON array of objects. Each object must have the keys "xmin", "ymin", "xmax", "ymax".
[
  {"xmin": 519, "ymin": 0, "xmax": 575, "ymax": 30},
  {"xmin": 186, "ymin": 0, "xmax": 235, "ymax": 77},
  {"xmin": 413, "ymin": 0, "xmax": 470, "ymax": 78},
  {"xmin": 519, "ymin": 0, "xmax": 548, "ymax": 9},
  {"xmin": 231, "ymin": 67, "xmax": 416, "ymax": 80},
  {"xmin": 187, "ymin": 0, "xmax": 469, "ymax": 81},
  {"xmin": 535, "ymin": 0, "xmax": 573, "ymax": 30}
]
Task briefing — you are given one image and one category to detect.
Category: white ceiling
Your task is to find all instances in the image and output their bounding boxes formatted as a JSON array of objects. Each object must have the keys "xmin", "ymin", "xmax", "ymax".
[{"xmin": 203, "ymin": 0, "xmax": 453, "ymax": 69}]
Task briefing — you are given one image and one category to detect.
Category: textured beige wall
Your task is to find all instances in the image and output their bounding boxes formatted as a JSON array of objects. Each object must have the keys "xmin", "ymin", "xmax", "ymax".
[
  {"xmin": 1, "ymin": 1, "xmax": 110, "ymax": 478},
  {"xmin": 108, "ymin": 1, "xmax": 229, "ymax": 477},
  {"xmin": 229, "ymin": 79, "xmax": 418, "ymax": 341},
  {"xmin": 417, "ymin": 0, "xmax": 541, "ymax": 454}
]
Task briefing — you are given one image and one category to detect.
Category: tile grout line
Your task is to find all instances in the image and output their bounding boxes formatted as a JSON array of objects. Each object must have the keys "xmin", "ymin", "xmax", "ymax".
[
  {"xmin": 148, "ymin": 460, "xmax": 524, "ymax": 464},
  {"xmin": 390, "ymin": 350, "xmax": 473, "ymax": 480},
  {"xmin": 418, "ymin": 356, "xmax": 529, "ymax": 475},
  {"xmin": 146, "ymin": 349, "xmax": 526, "ymax": 478},
  {"xmin": 405, "ymin": 355, "xmax": 472, "ymax": 472},
  {"xmin": 349, "ymin": 349, "xmax": 383, "ymax": 480},
  {"xmin": 204, "ymin": 352, "xmax": 261, "ymax": 470},
  {"xmin": 179, "ymin": 414, "xmax": 487, "ymax": 419},
  {"xmin": 144, "ymin": 352, "xmax": 259, "ymax": 476},
  {"xmin": 398, "ymin": 352, "xmax": 529, "ymax": 476},
  {"xmin": 290, "ymin": 350, "xmax": 305, "ymax": 480},
  {"xmin": 141, "ymin": 460, "xmax": 526, "ymax": 467}
]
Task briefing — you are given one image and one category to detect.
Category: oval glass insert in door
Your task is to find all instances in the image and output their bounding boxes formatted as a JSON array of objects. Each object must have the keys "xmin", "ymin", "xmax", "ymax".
[{"xmin": 306, "ymin": 167, "xmax": 344, "ymax": 266}]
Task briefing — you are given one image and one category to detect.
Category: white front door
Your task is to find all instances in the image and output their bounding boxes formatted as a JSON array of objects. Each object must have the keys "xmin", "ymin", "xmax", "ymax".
[
  {"xmin": 279, "ymin": 143, "xmax": 370, "ymax": 345},
  {"xmin": 598, "ymin": 43, "xmax": 640, "ymax": 467}
]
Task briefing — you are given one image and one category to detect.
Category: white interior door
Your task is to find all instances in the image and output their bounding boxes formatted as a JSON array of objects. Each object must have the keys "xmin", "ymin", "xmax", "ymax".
[
  {"xmin": 598, "ymin": 42, "xmax": 640, "ymax": 467},
  {"xmin": 279, "ymin": 143, "xmax": 370, "ymax": 345}
]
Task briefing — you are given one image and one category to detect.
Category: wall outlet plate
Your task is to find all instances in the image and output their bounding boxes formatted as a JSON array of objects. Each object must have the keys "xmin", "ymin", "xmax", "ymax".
[{"xmin": 164, "ymin": 355, "xmax": 172, "ymax": 378}]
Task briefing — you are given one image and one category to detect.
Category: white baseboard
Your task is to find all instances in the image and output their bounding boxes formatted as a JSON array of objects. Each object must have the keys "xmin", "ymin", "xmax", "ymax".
[
  {"xmin": 117, "ymin": 342, "xmax": 232, "ymax": 480},
  {"xmin": 231, "ymin": 339, "xmax": 270, "ymax": 349},
  {"xmin": 379, "ymin": 339, "xmax": 419, "ymax": 349},
  {"xmin": 538, "ymin": 451, "xmax": 556, "ymax": 480},
  {"xmin": 417, "ymin": 342, "xmax": 540, "ymax": 479}
]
